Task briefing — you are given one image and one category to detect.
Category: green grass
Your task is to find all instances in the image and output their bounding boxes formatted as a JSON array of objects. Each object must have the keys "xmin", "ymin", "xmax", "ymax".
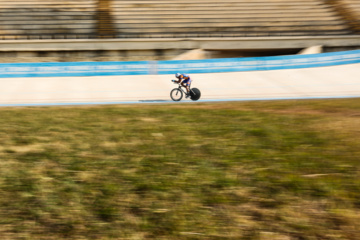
[{"xmin": 0, "ymin": 99, "xmax": 360, "ymax": 239}]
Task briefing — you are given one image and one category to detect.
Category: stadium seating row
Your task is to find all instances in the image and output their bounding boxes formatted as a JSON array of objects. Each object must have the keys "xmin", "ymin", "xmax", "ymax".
[
  {"xmin": 338, "ymin": 0, "xmax": 360, "ymax": 31},
  {"xmin": 0, "ymin": 0, "xmax": 358, "ymax": 39},
  {"xmin": 0, "ymin": 0, "xmax": 96, "ymax": 39}
]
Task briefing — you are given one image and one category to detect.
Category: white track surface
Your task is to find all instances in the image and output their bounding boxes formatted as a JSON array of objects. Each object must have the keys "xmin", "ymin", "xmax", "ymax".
[{"xmin": 1, "ymin": 63, "xmax": 360, "ymax": 106}]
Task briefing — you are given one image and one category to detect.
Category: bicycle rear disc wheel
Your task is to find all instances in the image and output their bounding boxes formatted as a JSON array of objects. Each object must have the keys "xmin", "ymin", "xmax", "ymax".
[
  {"xmin": 170, "ymin": 88, "xmax": 183, "ymax": 101},
  {"xmin": 190, "ymin": 88, "xmax": 201, "ymax": 101}
]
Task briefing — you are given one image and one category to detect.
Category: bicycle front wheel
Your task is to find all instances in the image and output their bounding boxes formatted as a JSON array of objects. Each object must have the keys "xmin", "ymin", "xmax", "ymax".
[{"xmin": 170, "ymin": 88, "xmax": 183, "ymax": 101}]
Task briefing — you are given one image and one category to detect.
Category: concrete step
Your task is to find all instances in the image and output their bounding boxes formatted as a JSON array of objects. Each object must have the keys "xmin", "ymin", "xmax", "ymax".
[
  {"xmin": 114, "ymin": 9, "xmax": 338, "ymax": 17},
  {"xmin": 0, "ymin": 11, "xmax": 96, "ymax": 16},
  {"xmin": 113, "ymin": 16, "xmax": 342, "ymax": 23},
  {"xmin": 116, "ymin": 25, "xmax": 349, "ymax": 33},
  {"xmin": 114, "ymin": 0, "xmax": 319, "ymax": 3},
  {"xmin": 114, "ymin": 21, "xmax": 347, "ymax": 28},
  {"xmin": 115, "ymin": 30, "xmax": 351, "ymax": 38},
  {"xmin": 0, "ymin": 15, "xmax": 94, "ymax": 20},
  {"xmin": 0, "ymin": 4, "xmax": 94, "ymax": 6},
  {"xmin": 113, "ymin": 3, "xmax": 327, "ymax": 8},
  {"xmin": 0, "ymin": 20, "xmax": 95, "ymax": 25},
  {"xmin": 113, "ymin": 12, "xmax": 340, "ymax": 20},
  {"xmin": 113, "ymin": 11, "xmax": 340, "ymax": 18},
  {"xmin": 0, "ymin": 24, "xmax": 95, "ymax": 30},
  {"xmin": 0, "ymin": 8, "xmax": 95, "ymax": 12},
  {"xmin": 0, "ymin": 34, "xmax": 95, "ymax": 40},
  {"xmin": 0, "ymin": 1, "xmax": 94, "ymax": 4},
  {"xmin": 1, "ymin": 28, "xmax": 95, "ymax": 34}
]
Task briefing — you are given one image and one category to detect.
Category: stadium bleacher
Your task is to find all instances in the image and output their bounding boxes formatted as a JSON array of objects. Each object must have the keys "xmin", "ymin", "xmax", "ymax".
[
  {"xmin": 337, "ymin": 0, "xmax": 360, "ymax": 32},
  {"xmin": 338, "ymin": 0, "xmax": 360, "ymax": 18},
  {"xmin": 0, "ymin": 0, "xmax": 97, "ymax": 39},
  {"xmin": 112, "ymin": 0, "xmax": 353, "ymax": 38},
  {"xmin": 0, "ymin": 0, "xmax": 358, "ymax": 40}
]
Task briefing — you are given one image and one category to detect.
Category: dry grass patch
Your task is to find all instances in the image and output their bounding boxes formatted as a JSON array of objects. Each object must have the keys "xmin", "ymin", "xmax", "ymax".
[{"xmin": 0, "ymin": 98, "xmax": 359, "ymax": 239}]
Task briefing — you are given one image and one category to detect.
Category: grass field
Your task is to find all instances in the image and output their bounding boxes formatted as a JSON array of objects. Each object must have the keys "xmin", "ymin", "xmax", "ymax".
[{"xmin": 0, "ymin": 99, "xmax": 360, "ymax": 240}]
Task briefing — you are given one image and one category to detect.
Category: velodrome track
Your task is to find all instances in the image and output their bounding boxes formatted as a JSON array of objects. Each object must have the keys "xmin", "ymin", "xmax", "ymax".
[{"xmin": 0, "ymin": 63, "xmax": 360, "ymax": 107}]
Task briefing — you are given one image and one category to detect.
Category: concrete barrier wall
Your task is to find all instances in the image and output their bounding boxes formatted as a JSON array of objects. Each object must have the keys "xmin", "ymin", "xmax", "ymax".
[
  {"xmin": 1, "ymin": 49, "xmax": 360, "ymax": 78},
  {"xmin": 2, "ymin": 36, "xmax": 360, "ymax": 63}
]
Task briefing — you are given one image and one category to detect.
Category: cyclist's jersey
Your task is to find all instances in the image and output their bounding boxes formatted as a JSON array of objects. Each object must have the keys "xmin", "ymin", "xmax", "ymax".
[
  {"xmin": 182, "ymin": 74, "xmax": 190, "ymax": 79},
  {"xmin": 181, "ymin": 74, "xmax": 191, "ymax": 85}
]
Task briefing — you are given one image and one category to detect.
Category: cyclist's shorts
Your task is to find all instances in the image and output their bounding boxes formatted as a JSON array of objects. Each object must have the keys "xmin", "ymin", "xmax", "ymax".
[{"xmin": 182, "ymin": 78, "xmax": 192, "ymax": 85}]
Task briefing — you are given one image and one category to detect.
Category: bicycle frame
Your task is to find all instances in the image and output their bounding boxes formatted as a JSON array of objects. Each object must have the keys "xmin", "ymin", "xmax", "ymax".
[{"xmin": 175, "ymin": 82, "xmax": 190, "ymax": 95}]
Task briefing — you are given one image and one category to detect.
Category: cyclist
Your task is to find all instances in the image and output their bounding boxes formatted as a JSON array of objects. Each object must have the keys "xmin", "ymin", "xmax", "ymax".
[{"xmin": 172, "ymin": 73, "xmax": 192, "ymax": 97}]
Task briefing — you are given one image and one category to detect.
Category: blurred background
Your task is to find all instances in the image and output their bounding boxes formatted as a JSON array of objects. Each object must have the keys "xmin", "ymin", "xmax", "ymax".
[{"xmin": 0, "ymin": 0, "xmax": 360, "ymax": 63}]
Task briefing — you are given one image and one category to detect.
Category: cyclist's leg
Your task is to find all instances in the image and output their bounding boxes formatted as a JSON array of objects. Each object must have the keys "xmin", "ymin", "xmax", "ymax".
[
  {"xmin": 186, "ymin": 81, "xmax": 191, "ymax": 93},
  {"xmin": 182, "ymin": 79, "xmax": 191, "ymax": 93},
  {"xmin": 182, "ymin": 82, "xmax": 191, "ymax": 98}
]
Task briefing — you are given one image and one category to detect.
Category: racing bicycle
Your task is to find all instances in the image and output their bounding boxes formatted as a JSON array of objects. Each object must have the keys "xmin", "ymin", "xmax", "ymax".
[{"xmin": 170, "ymin": 80, "xmax": 201, "ymax": 101}]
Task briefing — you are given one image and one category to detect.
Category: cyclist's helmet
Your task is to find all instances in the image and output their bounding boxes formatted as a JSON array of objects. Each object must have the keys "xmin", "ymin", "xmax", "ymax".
[{"xmin": 175, "ymin": 73, "xmax": 182, "ymax": 78}]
